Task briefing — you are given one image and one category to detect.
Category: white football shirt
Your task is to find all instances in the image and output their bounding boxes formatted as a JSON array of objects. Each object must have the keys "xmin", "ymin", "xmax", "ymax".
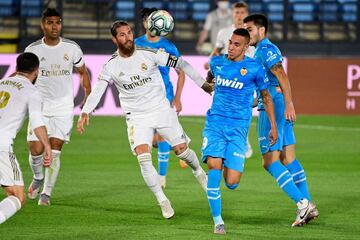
[
  {"xmin": 215, "ymin": 24, "xmax": 255, "ymax": 58},
  {"xmin": 82, "ymin": 47, "xmax": 178, "ymax": 116},
  {"xmin": 0, "ymin": 75, "xmax": 44, "ymax": 150},
  {"xmin": 25, "ymin": 37, "xmax": 84, "ymax": 116}
]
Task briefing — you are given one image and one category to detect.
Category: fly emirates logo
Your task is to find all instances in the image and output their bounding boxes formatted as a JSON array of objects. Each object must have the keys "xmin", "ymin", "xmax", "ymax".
[
  {"xmin": 215, "ymin": 75, "xmax": 244, "ymax": 89},
  {"xmin": 41, "ymin": 64, "xmax": 70, "ymax": 77},
  {"xmin": 123, "ymin": 75, "xmax": 152, "ymax": 90}
]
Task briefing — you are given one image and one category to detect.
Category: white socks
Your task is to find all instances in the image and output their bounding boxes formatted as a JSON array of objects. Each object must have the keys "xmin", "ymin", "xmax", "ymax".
[
  {"xmin": 176, "ymin": 148, "xmax": 201, "ymax": 173},
  {"xmin": 29, "ymin": 154, "xmax": 44, "ymax": 180},
  {"xmin": 137, "ymin": 153, "xmax": 167, "ymax": 203},
  {"xmin": 0, "ymin": 196, "xmax": 21, "ymax": 224},
  {"xmin": 42, "ymin": 150, "xmax": 61, "ymax": 196}
]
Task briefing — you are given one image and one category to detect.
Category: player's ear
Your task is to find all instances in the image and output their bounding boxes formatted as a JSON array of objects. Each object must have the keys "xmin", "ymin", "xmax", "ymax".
[
  {"xmin": 40, "ymin": 21, "xmax": 45, "ymax": 32},
  {"xmin": 111, "ymin": 36, "xmax": 117, "ymax": 45}
]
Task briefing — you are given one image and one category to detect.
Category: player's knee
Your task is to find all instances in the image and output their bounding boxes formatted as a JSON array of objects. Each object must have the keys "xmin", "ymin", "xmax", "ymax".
[
  {"xmin": 173, "ymin": 143, "xmax": 187, "ymax": 155},
  {"xmin": 6, "ymin": 188, "xmax": 26, "ymax": 206},
  {"xmin": 17, "ymin": 193, "xmax": 26, "ymax": 206},
  {"xmin": 225, "ymin": 181, "xmax": 239, "ymax": 190},
  {"xmin": 28, "ymin": 141, "xmax": 44, "ymax": 156}
]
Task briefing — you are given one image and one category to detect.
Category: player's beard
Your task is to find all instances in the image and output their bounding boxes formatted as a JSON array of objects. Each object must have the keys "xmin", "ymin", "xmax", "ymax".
[{"xmin": 118, "ymin": 40, "xmax": 135, "ymax": 56}]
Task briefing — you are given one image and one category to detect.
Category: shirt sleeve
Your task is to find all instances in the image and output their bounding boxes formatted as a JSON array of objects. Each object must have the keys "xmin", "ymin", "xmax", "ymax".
[
  {"xmin": 73, "ymin": 46, "xmax": 85, "ymax": 68},
  {"xmin": 154, "ymin": 49, "xmax": 179, "ymax": 68},
  {"xmin": 215, "ymin": 29, "xmax": 225, "ymax": 49},
  {"xmin": 203, "ymin": 12, "xmax": 213, "ymax": 30},
  {"xmin": 261, "ymin": 46, "xmax": 283, "ymax": 70},
  {"xmin": 28, "ymin": 90, "xmax": 44, "ymax": 130},
  {"xmin": 254, "ymin": 65, "xmax": 269, "ymax": 91}
]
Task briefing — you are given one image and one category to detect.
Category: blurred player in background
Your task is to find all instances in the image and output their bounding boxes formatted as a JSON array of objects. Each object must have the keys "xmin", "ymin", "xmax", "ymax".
[
  {"xmin": 202, "ymin": 29, "xmax": 277, "ymax": 234},
  {"xmin": 77, "ymin": 21, "xmax": 212, "ymax": 219},
  {"xmin": 206, "ymin": 1, "xmax": 255, "ymax": 159},
  {"xmin": 0, "ymin": 53, "xmax": 52, "ymax": 224},
  {"xmin": 135, "ymin": 8, "xmax": 187, "ymax": 188},
  {"xmin": 196, "ymin": 0, "xmax": 232, "ymax": 53},
  {"xmin": 25, "ymin": 8, "xmax": 91, "ymax": 206},
  {"xmin": 244, "ymin": 14, "xmax": 318, "ymax": 227}
]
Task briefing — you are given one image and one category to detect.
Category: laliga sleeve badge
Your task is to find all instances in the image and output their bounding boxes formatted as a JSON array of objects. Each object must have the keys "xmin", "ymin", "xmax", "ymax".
[{"xmin": 240, "ymin": 68, "xmax": 247, "ymax": 76}]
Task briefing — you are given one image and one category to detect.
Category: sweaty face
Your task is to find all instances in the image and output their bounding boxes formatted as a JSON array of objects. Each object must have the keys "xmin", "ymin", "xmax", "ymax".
[
  {"xmin": 233, "ymin": 7, "xmax": 248, "ymax": 26},
  {"xmin": 41, "ymin": 16, "xmax": 62, "ymax": 40},
  {"xmin": 227, "ymin": 34, "xmax": 249, "ymax": 61},
  {"xmin": 244, "ymin": 21, "xmax": 260, "ymax": 46},
  {"xmin": 113, "ymin": 25, "xmax": 135, "ymax": 56}
]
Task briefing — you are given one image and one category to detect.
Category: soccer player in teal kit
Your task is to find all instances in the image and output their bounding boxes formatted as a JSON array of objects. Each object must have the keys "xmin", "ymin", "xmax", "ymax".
[
  {"xmin": 202, "ymin": 28, "xmax": 278, "ymax": 234},
  {"xmin": 244, "ymin": 14, "xmax": 318, "ymax": 227}
]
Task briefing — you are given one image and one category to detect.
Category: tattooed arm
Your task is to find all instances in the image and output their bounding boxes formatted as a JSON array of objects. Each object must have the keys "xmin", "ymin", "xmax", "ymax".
[{"xmin": 270, "ymin": 62, "xmax": 296, "ymax": 122}]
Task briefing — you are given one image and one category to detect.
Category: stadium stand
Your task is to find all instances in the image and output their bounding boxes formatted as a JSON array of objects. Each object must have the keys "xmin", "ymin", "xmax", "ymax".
[{"xmin": 0, "ymin": 0, "xmax": 359, "ymax": 55}]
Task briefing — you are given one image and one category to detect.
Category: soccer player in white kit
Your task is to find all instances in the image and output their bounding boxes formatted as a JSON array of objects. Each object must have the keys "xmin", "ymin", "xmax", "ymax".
[
  {"xmin": 0, "ymin": 53, "xmax": 52, "ymax": 224},
  {"xmin": 77, "ymin": 21, "xmax": 213, "ymax": 219},
  {"xmin": 25, "ymin": 8, "xmax": 91, "ymax": 206}
]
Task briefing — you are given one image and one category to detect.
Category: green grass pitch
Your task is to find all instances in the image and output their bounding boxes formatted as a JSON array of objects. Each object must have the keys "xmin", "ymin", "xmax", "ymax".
[{"xmin": 1, "ymin": 115, "xmax": 360, "ymax": 239}]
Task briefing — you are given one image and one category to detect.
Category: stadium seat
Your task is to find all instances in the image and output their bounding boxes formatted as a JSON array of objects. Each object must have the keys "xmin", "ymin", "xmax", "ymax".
[
  {"xmin": 339, "ymin": 0, "xmax": 358, "ymax": 23},
  {"xmin": 0, "ymin": 0, "xmax": 16, "ymax": 17},
  {"xmin": 191, "ymin": 1, "xmax": 210, "ymax": 21},
  {"xmin": 248, "ymin": 1, "xmax": 263, "ymax": 13},
  {"xmin": 115, "ymin": 1, "xmax": 135, "ymax": 20},
  {"xmin": 264, "ymin": 0, "xmax": 284, "ymax": 22},
  {"xmin": 168, "ymin": 1, "xmax": 188, "ymax": 21},
  {"xmin": 142, "ymin": 1, "xmax": 164, "ymax": 9},
  {"xmin": 290, "ymin": 0, "xmax": 318, "ymax": 22},
  {"xmin": 21, "ymin": 0, "xmax": 42, "ymax": 17},
  {"xmin": 319, "ymin": 0, "xmax": 339, "ymax": 22}
]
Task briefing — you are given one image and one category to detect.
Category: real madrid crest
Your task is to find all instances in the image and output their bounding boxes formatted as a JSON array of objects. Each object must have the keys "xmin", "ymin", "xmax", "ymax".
[
  {"xmin": 63, "ymin": 53, "xmax": 69, "ymax": 61},
  {"xmin": 141, "ymin": 63, "xmax": 148, "ymax": 71},
  {"xmin": 240, "ymin": 67, "xmax": 247, "ymax": 76}
]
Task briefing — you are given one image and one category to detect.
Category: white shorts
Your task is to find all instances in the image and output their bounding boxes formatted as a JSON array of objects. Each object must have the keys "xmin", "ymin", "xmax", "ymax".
[
  {"xmin": 0, "ymin": 151, "xmax": 24, "ymax": 186},
  {"xmin": 27, "ymin": 115, "xmax": 73, "ymax": 142},
  {"xmin": 126, "ymin": 107, "xmax": 190, "ymax": 152}
]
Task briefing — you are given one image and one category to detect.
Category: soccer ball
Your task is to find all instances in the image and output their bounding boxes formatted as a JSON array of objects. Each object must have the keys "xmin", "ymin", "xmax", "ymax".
[{"xmin": 147, "ymin": 10, "xmax": 174, "ymax": 37}]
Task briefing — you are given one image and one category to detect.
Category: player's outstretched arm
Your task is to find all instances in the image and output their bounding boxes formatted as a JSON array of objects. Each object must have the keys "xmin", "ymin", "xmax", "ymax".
[
  {"xmin": 270, "ymin": 62, "xmax": 296, "ymax": 122},
  {"xmin": 33, "ymin": 126, "xmax": 52, "ymax": 167},
  {"xmin": 78, "ymin": 78, "xmax": 109, "ymax": 134},
  {"xmin": 76, "ymin": 64, "xmax": 92, "ymax": 109},
  {"xmin": 260, "ymin": 89, "xmax": 278, "ymax": 145},
  {"xmin": 175, "ymin": 57, "xmax": 214, "ymax": 94}
]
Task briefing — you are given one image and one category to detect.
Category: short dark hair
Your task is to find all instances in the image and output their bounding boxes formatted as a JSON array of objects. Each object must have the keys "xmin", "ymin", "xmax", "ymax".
[
  {"xmin": 16, "ymin": 52, "xmax": 39, "ymax": 74},
  {"xmin": 41, "ymin": 8, "xmax": 61, "ymax": 22},
  {"xmin": 110, "ymin": 20, "xmax": 131, "ymax": 37},
  {"xmin": 233, "ymin": 28, "xmax": 250, "ymax": 43},
  {"xmin": 232, "ymin": 1, "xmax": 248, "ymax": 10},
  {"xmin": 243, "ymin": 14, "xmax": 268, "ymax": 34},
  {"xmin": 141, "ymin": 8, "xmax": 158, "ymax": 21}
]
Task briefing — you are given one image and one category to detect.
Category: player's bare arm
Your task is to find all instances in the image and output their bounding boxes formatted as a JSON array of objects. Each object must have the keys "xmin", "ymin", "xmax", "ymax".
[
  {"xmin": 172, "ymin": 69, "xmax": 185, "ymax": 113},
  {"xmin": 204, "ymin": 47, "xmax": 221, "ymax": 70},
  {"xmin": 270, "ymin": 62, "xmax": 296, "ymax": 122},
  {"xmin": 33, "ymin": 126, "xmax": 52, "ymax": 167},
  {"xmin": 76, "ymin": 64, "xmax": 91, "ymax": 108},
  {"xmin": 260, "ymin": 89, "xmax": 278, "ymax": 145},
  {"xmin": 77, "ymin": 77, "xmax": 109, "ymax": 134}
]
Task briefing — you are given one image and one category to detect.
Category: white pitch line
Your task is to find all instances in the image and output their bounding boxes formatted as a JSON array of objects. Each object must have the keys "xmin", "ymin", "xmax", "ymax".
[{"xmin": 179, "ymin": 117, "xmax": 360, "ymax": 132}]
